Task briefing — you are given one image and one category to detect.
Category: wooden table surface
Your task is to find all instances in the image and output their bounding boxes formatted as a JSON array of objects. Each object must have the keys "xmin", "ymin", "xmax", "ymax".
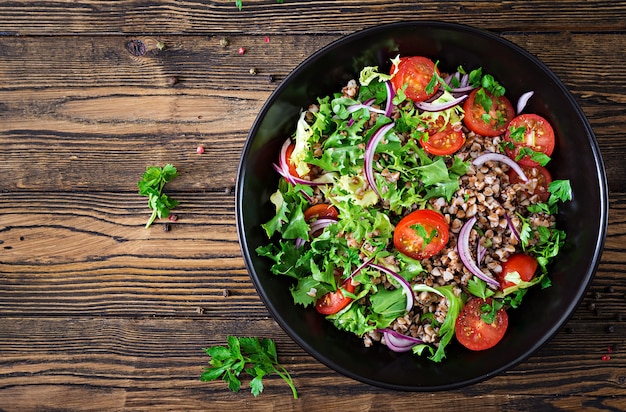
[{"xmin": 1, "ymin": 1, "xmax": 625, "ymax": 410}]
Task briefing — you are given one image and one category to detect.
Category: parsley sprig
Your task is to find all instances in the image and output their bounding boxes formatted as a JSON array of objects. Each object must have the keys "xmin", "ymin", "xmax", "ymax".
[
  {"xmin": 201, "ymin": 336, "xmax": 298, "ymax": 399},
  {"xmin": 137, "ymin": 164, "xmax": 179, "ymax": 228}
]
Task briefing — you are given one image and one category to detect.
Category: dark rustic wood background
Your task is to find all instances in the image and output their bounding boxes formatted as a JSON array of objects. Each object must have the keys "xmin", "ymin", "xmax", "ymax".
[{"xmin": 0, "ymin": 1, "xmax": 625, "ymax": 410}]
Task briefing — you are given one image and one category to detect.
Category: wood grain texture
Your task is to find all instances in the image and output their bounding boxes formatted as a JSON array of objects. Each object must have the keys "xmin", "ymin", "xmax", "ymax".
[
  {"xmin": 0, "ymin": 0, "xmax": 625, "ymax": 35},
  {"xmin": 1, "ymin": 1, "xmax": 626, "ymax": 410}
]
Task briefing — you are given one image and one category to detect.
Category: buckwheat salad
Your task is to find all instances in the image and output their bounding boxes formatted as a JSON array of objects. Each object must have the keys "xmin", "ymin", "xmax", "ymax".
[{"xmin": 256, "ymin": 55, "xmax": 572, "ymax": 362}]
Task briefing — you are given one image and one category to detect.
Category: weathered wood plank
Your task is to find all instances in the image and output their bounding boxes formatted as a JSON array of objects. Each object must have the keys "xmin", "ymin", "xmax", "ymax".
[
  {"xmin": 0, "ymin": 1, "xmax": 625, "ymax": 35},
  {"xmin": 0, "ymin": 33, "xmax": 625, "ymax": 192},
  {"xmin": 0, "ymin": 191, "xmax": 624, "ymax": 320},
  {"xmin": 0, "ymin": 316, "xmax": 623, "ymax": 410}
]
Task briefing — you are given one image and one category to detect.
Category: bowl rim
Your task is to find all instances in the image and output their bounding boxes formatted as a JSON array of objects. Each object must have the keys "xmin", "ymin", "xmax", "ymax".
[{"xmin": 236, "ymin": 20, "xmax": 609, "ymax": 391}]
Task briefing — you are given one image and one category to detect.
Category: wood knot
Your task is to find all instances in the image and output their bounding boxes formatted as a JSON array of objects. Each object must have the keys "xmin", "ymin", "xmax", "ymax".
[{"xmin": 126, "ymin": 39, "xmax": 146, "ymax": 56}]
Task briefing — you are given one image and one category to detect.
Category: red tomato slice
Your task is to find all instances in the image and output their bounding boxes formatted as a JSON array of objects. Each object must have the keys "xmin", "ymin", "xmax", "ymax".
[
  {"xmin": 284, "ymin": 143, "xmax": 300, "ymax": 177},
  {"xmin": 462, "ymin": 88, "xmax": 515, "ymax": 137},
  {"xmin": 393, "ymin": 209, "xmax": 449, "ymax": 260},
  {"xmin": 304, "ymin": 204, "xmax": 339, "ymax": 222},
  {"xmin": 508, "ymin": 165, "xmax": 553, "ymax": 202},
  {"xmin": 315, "ymin": 279, "xmax": 355, "ymax": 315},
  {"xmin": 420, "ymin": 122, "xmax": 466, "ymax": 156},
  {"xmin": 504, "ymin": 114, "xmax": 555, "ymax": 167},
  {"xmin": 498, "ymin": 253, "xmax": 538, "ymax": 290},
  {"xmin": 390, "ymin": 56, "xmax": 439, "ymax": 102},
  {"xmin": 455, "ymin": 298, "xmax": 508, "ymax": 351}
]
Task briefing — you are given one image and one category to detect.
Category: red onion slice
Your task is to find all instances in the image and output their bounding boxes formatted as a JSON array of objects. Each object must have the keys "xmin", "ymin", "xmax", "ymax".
[
  {"xmin": 477, "ymin": 241, "xmax": 487, "ymax": 266},
  {"xmin": 296, "ymin": 217, "xmax": 338, "ymax": 249},
  {"xmin": 384, "ymin": 81, "xmax": 395, "ymax": 118},
  {"xmin": 368, "ymin": 263, "xmax": 414, "ymax": 313},
  {"xmin": 278, "ymin": 138, "xmax": 326, "ymax": 187},
  {"xmin": 416, "ymin": 94, "xmax": 468, "ymax": 112},
  {"xmin": 472, "ymin": 152, "xmax": 529, "ymax": 183},
  {"xmin": 516, "ymin": 91, "xmax": 534, "ymax": 114},
  {"xmin": 347, "ymin": 255, "xmax": 376, "ymax": 281},
  {"xmin": 347, "ymin": 103, "xmax": 386, "ymax": 115},
  {"xmin": 504, "ymin": 213, "xmax": 521, "ymax": 242},
  {"xmin": 308, "ymin": 217, "xmax": 337, "ymax": 236},
  {"xmin": 378, "ymin": 328, "xmax": 424, "ymax": 352},
  {"xmin": 457, "ymin": 216, "xmax": 501, "ymax": 289},
  {"xmin": 364, "ymin": 122, "xmax": 395, "ymax": 198}
]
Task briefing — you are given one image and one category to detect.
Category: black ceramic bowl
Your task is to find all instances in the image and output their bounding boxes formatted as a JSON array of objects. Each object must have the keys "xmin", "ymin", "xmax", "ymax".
[{"xmin": 236, "ymin": 21, "xmax": 608, "ymax": 391}]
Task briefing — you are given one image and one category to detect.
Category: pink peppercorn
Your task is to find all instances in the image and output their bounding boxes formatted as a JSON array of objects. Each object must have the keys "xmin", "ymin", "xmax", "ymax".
[
  {"xmin": 238, "ymin": 47, "xmax": 246, "ymax": 55},
  {"xmin": 602, "ymin": 355, "xmax": 611, "ymax": 361},
  {"xmin": 197, "ymin": 146, "xmax": 205, "ymax": 154},
  {"xmin": 264, "ymin": 36, "xmax": 270, "ymax": 43}
]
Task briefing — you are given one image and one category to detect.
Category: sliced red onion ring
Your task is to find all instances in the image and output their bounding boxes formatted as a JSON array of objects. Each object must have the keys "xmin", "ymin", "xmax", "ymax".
[
  {"xmin": 505, "ymin": 213, "xmax": 521, "ymax": 242},
  {"xmin": 472, "ymin": 152, "xmax": 528, "ymax": 183},
  {"xmin": 384, "ymin": 81, "xmax": 395, "ymax": 118},
  {"xmin": 278, "ymin": 138, "xmax": 326, "ymax": 187},
  {"xmin": 416, "ymin": 94, "xmax": 468, "ymax": 112},
  {"xmin": 364, "ymin": 122, "xmax": 395, "ymax": 198},
  {"xmin": 460, "ymin": 72, "xmax": 469, "ymax": 88},
  {"xmin": 516, "ymin": 91, "xmax": 534, "ymax": 114},
  {"xmin": 457, "ymin": 216, "xmax": 501, "ymax": 289},
  {"xmin": 477, "ymin": 241, "xmax": 486, "ymax": 266},
  {"xmin": 347, "ymin": 103, "xmax": 386, "ymax": 115},
  {"xmin": 296, "ymin": 216, "xmax": 338, "ymax": 249},
  {"xmin": 368, "ymin": 263, "xmax": 414, "ymax": 313},
  {"xmin": 308, "ymin": 217, "xmax": 337, "ymax": 235},
  {"xmin": 346, "ymin": 255, "xmax": 375, "ymax": 281},
  {"xmin": 377, "ymin": 328, "xmax": 424, "ymax": 352}
]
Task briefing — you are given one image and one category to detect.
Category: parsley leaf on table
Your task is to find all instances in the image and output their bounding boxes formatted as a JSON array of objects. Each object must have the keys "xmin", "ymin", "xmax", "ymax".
[
  {"xmin": 137, "ymin": 164, "xmax": 179, "ymax": 228},
  {"xmin": 200, "ymin": 336, "xmax": 298, "ymax": 399}
]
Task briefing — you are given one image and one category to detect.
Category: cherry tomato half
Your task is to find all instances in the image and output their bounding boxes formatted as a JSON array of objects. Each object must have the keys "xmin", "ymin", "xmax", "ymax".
[
  {"xmin": 393, "ymin": 209, "xmax": 449, "ymax": 260},
  {"xmin": 304, "ymin": 204, "xmax": 339, "ymax": 222},
  {"xmin": 390, "ymin": 56, "xmax": 439, "ymax": 102},
  {"xmin": 420, "ymin": 121, "xmax": 466, "ymax": 156},
  {"xmin": 508, "ymin": 165, "xmax": 553, "ymax": 202},
  {"xmin": 462, "ymin": 88, "xmax": 515, "ymax": 137},
  {"xmin": 455, "ymin": 298, "xmax": 509, "ymax": 351},
  {"xmin": 284, "ymin": 143, "xmax": 300, "ymax": 177},
  {"xmin": 498, "ymin": 253, "xmax": 539, "ymax": 291},
  {"xmin": 504, "ymin": 114, "xmax": 555, "ymax": 167},
  {"xmin": 315, "ymin": 279, "xmax": 355, "ymax": 315}
]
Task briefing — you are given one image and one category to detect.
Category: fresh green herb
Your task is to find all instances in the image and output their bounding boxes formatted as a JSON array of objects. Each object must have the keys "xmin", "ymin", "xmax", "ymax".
[
  {"xmin": 527, "ymin": 179, "xmax": 572, "ymax": 215},
  {"xmin": 548, "ymin": 179, "xmax": 573, "ymax": 204},
  {"xmin": 480, "ymin": 299, "xmax": 504, "ymax": 324},
  {"xmin": 137, "ymin": 164, "xmax": 179, "ymax": 228},
  {"xmin": 502, "ymin": 288, "xmax": 527, "ymax": 309},
  {"xmin": 516, "ymin": 147, "xmax": 551, "ymax": 166},
  {"xmin": 411, "ymin": 223, "xmax": 438, "ymax": 247},
  {"xmin": 509, "ymin": 125, "xmax": 526, "ymax": 142},
  {"xmin": 481, "ymin": 74, "xmax": 505, "ymax": 97},
  {"xmin": 475, "ymin": 88, "xmax": 493, "ymax": 114},
  {"xmin": 201, "ymin": 336, "xmax": 298, "ymax": 399},
  {"xmin": 467, "ymin": 276, "xmax": 496, "ymax": 299}
]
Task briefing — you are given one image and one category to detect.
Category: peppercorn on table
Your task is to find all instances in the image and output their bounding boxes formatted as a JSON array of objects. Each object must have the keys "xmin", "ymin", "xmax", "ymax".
[{"xmin": 1, "ymin": 1, "xmax": 625, "ymax": 410}]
